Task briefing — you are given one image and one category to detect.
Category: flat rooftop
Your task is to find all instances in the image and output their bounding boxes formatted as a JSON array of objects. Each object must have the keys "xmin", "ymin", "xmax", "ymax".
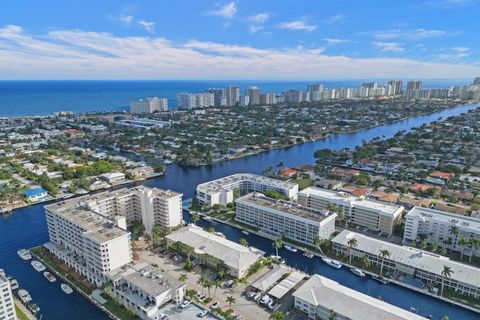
[
  {"xmin": 237, "ymin": 193, "xmax": 334, "ymax": 222},
  {"xmin": 166, "ymin": 225, "xmax": 264, "ymax": 274},
  {"xmin": 293, "ymin": 275, "xmax": 425, "ymax": 320},
  {"xmin": 251, "ymin": 264, "xmax": 291, "ymax": 292},
  {"xmin": 299, "ymin": 186, "xmax": 403, "ymax": 216},
  {"xmin": 407, "ymin": 206, "xmax": 480, "ymax": 232},
  {"xmin": 332, "ymin": 230, "xmax": 480, "ymax": 288},
  {"xmin": 196, "ymin": 173, "xmax": 298, "ymax": 194}
]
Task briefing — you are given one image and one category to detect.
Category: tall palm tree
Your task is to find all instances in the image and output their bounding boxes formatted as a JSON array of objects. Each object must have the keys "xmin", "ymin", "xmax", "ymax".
[
  {"xmin": 192, "ymin": 213, "xmax": 201, "ymax": 225},
  {"xmin": 217, "ymin": 269, "xmax": 225, "ymax": 280},
  {"xmin": 458, "ymin": 237, "xmax": 469, "ymax": 260},
  {"xmin": 273, "ymin": 237, "xmax": 283, "ymax": 257},
  {"xmin": 347, "ymin": 238, "xmax": 358, "ymax": 264},
  {"xmin": 314, "ymin": 235, "xmax": 325, "ymax": 256},
  {"xmin": 269, "ymin": 311, "xmax": 286, "ymax": 320},
  {"xmin": 239, "ymin": 238, "xmax": 249, "ymax": 247},
  {"xmin": 448, "ymin": 226, "xmax": 459, "ymax": 253},
  {"xmin": 204, "ymin": 279, "xmax": 213, "ymax": 298},
  {"xmin": 197, "ymin": 276, "xmax": 206, "ymax": 294},
  {"xmin": 328, "ymin": 309, "xmax": 337, "ymax": 320},
  {"xmin": 469, "ymin": 238, "xmax": 479, "ymax": 263},
  {"xmin": 212, "ymin": 279, "xmax": 222, "ymax": 300},
  {"xmin": 379, "ymin": 249, "xmax": 390, "ymax": 276},
  {"xmin": 441, "ymin": 265, "xmax": 454, "ymax": 297},
  {"xmin": 226, "ymin": 296, "xmax": 236, "ymax": 309},
  {"xmin": 179, "ymin": 274, "xmax": 188, "ymax": 282},
  {"xmin": 361, "ymin": 256, "xmax": 371, "ymax": 270}
]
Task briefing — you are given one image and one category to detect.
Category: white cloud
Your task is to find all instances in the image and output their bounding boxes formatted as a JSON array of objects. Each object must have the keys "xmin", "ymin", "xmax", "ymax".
[
  {"xmin": 323, "ymin": 38, "xmax": 349, "ymax": 45},
  {"xmin": 119, "ymin": 14, "xmax": 134, "ymax": 26},
  {"xmin": 0, "ymin": 25, "xmax": 478, "ymax": 80},
  {"xmin": 372, "ymin": 42, "xmax": 405, "ymax": 52},
  {"xmin": 436, "ymin": 47, "xmax": 470, "ymax": 60},
  {"xmin": 278, "ymin": 20, "xmax": 316, "ymax": 32},
  {"xmin": 208, "ymin": 2, "xmax": 237, "ymax": 19},
  {"xmin": 325, "ymin": 14, "xmax": 346, "ymax": 24},
  {"xmin": 370, "ymin": 28, "xmax": 447, "ymax": 40},
  {"xmin": 138, "ymin": 20, "xmax": 155, "ymax": 34},
  {"xmin": 247, "ymin": 13, "xmax": 270, "ymax": 34}
]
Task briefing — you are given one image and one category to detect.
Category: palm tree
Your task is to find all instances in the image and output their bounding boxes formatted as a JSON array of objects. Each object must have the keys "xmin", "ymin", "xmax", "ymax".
[
  {"xmin": 469, "ymin": 238, "xmax": 479, "ymax": 263},
  {"xmin": 440, "ymin": 265, "xmax": 453, "ymax": 297},
  {"xmin": 314, "ymin": 235, "xmax": 325, "ymax": 256},
  {"xmin": 197, "ymin": 276, "xmax": 207, "ymax": 294},
  {"xmin": 226, "ymin": 296, "xmax": 236, "ymax": 309},
  {"xmin": 212, "ymin": 279, "xmax": 222, "ymax": 300},
  {"xmin": 361, "ymin": 256, "xmax": 371, "ymax": 270},
  {"xmin": 273, "ymin": 237, "xmax": 283, "ymax": 257},
  {"xmin": 379, "ymin": 249, "xmax": 390, "ymax": 276},
  {"xmin": 217, "ymin": 269, "xmax": 225, "ymax": 280},
  {"xmin": 458, "ymin": 237, "xmax": 469, "ymax": 260},
  {"xmin": 439, "ymin": 247, "xmax": 448, "ymax": 256},
  {"xmin": 204, "ymin": 279, "xmax": 213, "ymax": 298},
  {"xmin": 430, "ymin": 242, "xmax": 438, "ymax": 253},
  {"xmin": 269, "ymin": 311, "xmax": 286, "ymax": 320},
  {"xmin": 347, "ymin": 238, "xmax": 358, "ymax": 264},
  {"xmin": 207, "ymin": 227, "xmax": 215, "ymax": 233},
  {"xmin": 448, "ymin": 226, "xmax": 459, "ymax": 252},
  {"xmin": 328, "ymin": 309, "xmax": 337, "ymax": 320},
  {"xmin": 192, "ymin": 213, "xmax": 201, "ymax": 225},
  {"xmin": 179, "ymin": 274, "xmax": 188, "ymax": 282},
  {"xmin": 239, "ymin": 238, "xmax": 249, "ymax": 247}
]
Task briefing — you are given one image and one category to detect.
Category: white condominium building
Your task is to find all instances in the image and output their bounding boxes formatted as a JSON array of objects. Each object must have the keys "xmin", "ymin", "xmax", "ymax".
[
  {"xmin": 293, "ymin": 275, "xmax": 425, "ymax": 320},
  {"xmin": 130, "ymin": 97, "xmax": 168, "ymax": 114},
  {"xmin": 45, "ymin": 201, "xmax": 132, "ymax": 287},
  {"xmin": 404, "ymin": 206, "xmax": 480, "ymax": 256},
  {"xmin": 0, "ymin": 274, "xmax": 16, "ymax": 320},
  {"xmin": 80, "ymin": 186, "xmax": 183, "ymax": 235},
  {"xmin": 196, "ymin": 173, "xmax": 299, "ymax": 206},
  {"xmin": 235, "ymin": 193, "xmax": 336, "ymax": 245},
  {"xmin": 108, "ymin": 263, "xmax": 186, "ymax": 320},
  {"xmin": 177, "ymin": 92, "xmax": 214, "ymax": 109},
  {"xmin": 298, "ymin": 187, "xmax": 404, "ymax": 234}
]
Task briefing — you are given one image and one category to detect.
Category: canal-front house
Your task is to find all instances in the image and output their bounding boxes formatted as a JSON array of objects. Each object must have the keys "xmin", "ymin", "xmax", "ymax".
[
  {"xmin": 107, "ymin": 263, "xmax": 186, "ymax": 320},
  {"xmin": 293, "ymin": 275, "xmax": 425, "ymax": 320},
  {"xmin": 165, "ymin": 225, "xmax": 265, "ymax": 278},
  {"xmin": 332, "ymin": 230, "xmax": 480, "ymax": 298}
]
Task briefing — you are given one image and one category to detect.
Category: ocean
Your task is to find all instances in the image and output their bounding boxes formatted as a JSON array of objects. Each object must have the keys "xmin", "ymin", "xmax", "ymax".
[{"xmin": 0, "ymin": 79, "xmax": 471, "ymax": 117}]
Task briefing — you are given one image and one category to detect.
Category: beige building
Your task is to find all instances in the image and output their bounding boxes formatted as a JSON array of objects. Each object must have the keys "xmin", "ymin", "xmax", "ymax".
[{"xmin": 298, "ymin": 186, "xmax": 404, "ymax": 234}]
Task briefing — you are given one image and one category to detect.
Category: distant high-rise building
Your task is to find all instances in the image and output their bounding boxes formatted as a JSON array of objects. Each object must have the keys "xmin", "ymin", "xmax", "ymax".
[
  {"xmin": 362, "ymin": 82, "xmax": 378, "ymax": 89},
  {"xmin": 239, "ymin": 95, "xmax": 250, "ymax": 106},
  {"xmin": 206, "ymin": 88, "xmax": 224, "ymax": 107},
  {"xmin": 406, "ymin": 80, "xmax": 422, "ymax": 90},
  {"xmin": 177, "ymin": 93, "xmax": 214, "ymax": 109},
  {"xmin": 225, "ymin": 85, "xmax": 240, "ymax": 106},
  {"xmin": 0, "ymin": 274, "xmax": 16, "ymax": 320},
  {"xmin": 284, "ymin": 89, "xmax": 304, "ymax": 104},
  {"xmin": 307, "ymin": 83, "xmax": 325, "ymax": 99},
  {"xmin": 387, "ymin": 80, "xmax": 403, "ymax": 96},
  {"xmin": 474, "ymin": 77, "xmax": 480, "ymax": 85},
  {"xmin": 260, "ymin": 93, "xmax": 275, "ymax": 105},
  {"xmin": 246, "ymin": 86, "xmax": 260, "ymax": 106},
  {"xmin": 130, "ymin": 97, "xmax": 167, "ymax": 114}
]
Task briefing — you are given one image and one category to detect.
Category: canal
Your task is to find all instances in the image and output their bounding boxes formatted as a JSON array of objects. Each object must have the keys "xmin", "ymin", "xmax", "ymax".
[{"xmin": 1, "ymin": 103, "xmax": 479, "ymax": 320}]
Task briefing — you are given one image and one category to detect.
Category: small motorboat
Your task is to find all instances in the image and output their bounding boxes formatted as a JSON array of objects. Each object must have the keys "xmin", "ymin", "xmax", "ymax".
[
  {"xmin": 202, "ymin": 216, "xmax": 213, "ymax": 222},
  {"xmin": 9, "ymin": 278, "xmax": 19, "ymax": 290},
  {"xmin": 242, "ymin": 230, "xmax": 250, "ymax": 235},
  {"xmin": 17, "ymin": 249, "xmax": 32, "ymax": 261},
  {"xmin": 350, "ymin": 268, "xmax": 366, "ymax": 278},
  {"xmin": 43, "ymin": 271, "xmax": 56, "ymax": 283},
  {"xmin": 321, "ymin": 257, "xmax": 342, "ymax": 269},
  {"xmin": 31, "ymin": 260, "xmax": 46, "ymax": 272},
  {"xmin": 284, "ymin": 245, "xmax": 298, "ymax": 252},
  {"xmin": 303, "ymin": 252, "xmax": 314, "ymax": 258},
  {"xmin": 27, "ymin": 303, "xmax": 40, "ymax": 314},
  {"xmin": 372, "ymin": 275, "xmax": 389, "ymax": 285},
  {"xmin": 18, "ymin": 289, "xmax": 32, "ymax": 303},
  {"xmin": 214, "ymin": 232, "xmax": 226, "ymax": 238},
  {"xmin": 61, "ymin": 283, "xmax": 73, "ymax": 294}
]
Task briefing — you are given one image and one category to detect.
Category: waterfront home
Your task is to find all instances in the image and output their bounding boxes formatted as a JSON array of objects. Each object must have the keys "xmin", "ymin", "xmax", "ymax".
[
  {"xmin": 166, "ymin": 225, "xmax": 265, "ymax": 278},
  {"xmin": 332, "ymin": 230, "xmax": 480, "ymax": 299},
  {"xmin": 293, "ymin": 275, "xmax": 425, "ymax": 320},
  {"xmin": 235, "ymin": 193, "xmax": 336, "ymax": 246},
  {"xmin": 23, "ymin": 188, "xmax": 48, "ymax": 202},
  {"xmin": 99, "ymin": 172, "xmax": 126, "ymax": 184},
  {"xmin": 108, "ymin": 263, "xmax": 186, "ymax": 320}
]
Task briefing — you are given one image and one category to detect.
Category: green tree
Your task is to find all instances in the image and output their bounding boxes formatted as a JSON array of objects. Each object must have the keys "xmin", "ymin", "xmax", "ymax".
[
  {"xmin": 192, "ymin": 213, "xmax": 201, "ymax": 225},
  {"xmin": 458, "ymin": 237, "xmax": 469, "ymax": 260},
  {"xmin": 328, "ymin": 309, "xmax": 337, "ymax": 320},
  {"xmin": 269, "ymin": 311, "xmax": 286, "ymax": 320},
  {"xmin": 179, "ymin": 274, "xmax": 188, "ymax": 282},
  {"xmin": 347, "ymin": 238, "xmax": 358, "ymax": 264},
  {"xmin": 239, "ymin": 238, "xmax": 249, "ymax": 247},
  {"xmin": 361, "ymin": 256, "xmax": 371, "ymax": 270},
  {"xmin": 226, "ymin": 296, "xmax": 236, "ymax": 309},
  {"xmin": 273, "ymin": 238, "xmax": 283, "ymax": 257},
  {"xmin": 440, "ymin": 265, "xmax": 454, "ymax": 297},
  {"xmin": 379, "ymin": 249, "xmax": 390, "ymax": 276}
]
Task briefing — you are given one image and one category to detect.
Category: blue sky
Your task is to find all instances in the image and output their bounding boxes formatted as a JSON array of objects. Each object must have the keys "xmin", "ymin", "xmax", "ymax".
[{"xmin": 0, "ymin": 0, "xmax": 479, "ymax": 79}]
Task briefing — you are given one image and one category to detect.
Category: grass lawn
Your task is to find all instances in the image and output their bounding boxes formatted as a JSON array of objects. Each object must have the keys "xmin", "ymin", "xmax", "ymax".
[
  {"xmin": 15, "ymin": 304, "xmax": 30, "ymax": 320},
  {"xmin": 291, "ymin": 178, "xmax": 314, "ymax": 190}
]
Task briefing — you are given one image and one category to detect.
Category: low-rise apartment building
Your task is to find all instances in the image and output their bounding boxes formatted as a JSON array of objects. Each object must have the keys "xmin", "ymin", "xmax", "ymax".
[
  {"xmin": 0, "ymin": 274, "xmax": 16, "ymax": 320},
  {"xmin": 108, "ymin": 263, "xmax": 186, "ymax": 320},
  {"xmin": 196, "ymin": 173, "xmax": 298, "ymax": 206},
  {"xmin": 298, "ymin": 186, "xmax": 404, "ymax": 234},
  {"xmin": 293, "ymin": 275, "xmax": 425, "ymax": 320},
  {"xmin": 235, "ymin": 193, "xmax": 336, "ymax": 245},
  {"xmin": 332, "ymin": 230, "xmax": 480, "ymax": 299},
  {"xmin": 403, "ymin": 206, "xmax": 480, "ymax": 256}
]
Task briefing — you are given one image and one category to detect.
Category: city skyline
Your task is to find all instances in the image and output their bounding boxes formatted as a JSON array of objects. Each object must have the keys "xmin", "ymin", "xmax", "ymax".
[{"xmin": 0, "ymin": 0, "xmax": 479, "ymax": 79}]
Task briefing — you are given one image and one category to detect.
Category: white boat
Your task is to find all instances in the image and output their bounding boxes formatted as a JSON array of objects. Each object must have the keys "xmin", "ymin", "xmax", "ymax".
[
  {"xmin": 303, "ymin": 252, "xmax": 314, "ymax": 258},
  {"xmin": 18, "ymin": 289, "xmax": 32, "ymax": 303},
  {"xmin": 284, "ymin": 245, "xmax": 298, "ymax": 252},
  {"xmin": 43, "ymin": 271, "xmax": 56, "ymax": 283},
  {"xmin": 321, "ymin": 257, "xmax": 342, "ymax": 269},
  {"xmin": 372, "ymin": 275, "xmax": 389, "ymax": 284},
  {"xmin": 9, "ymin": 279, "xmax": 19, "ymax": 290},
  {"xmin": 31, "ymin": 260, "xmax": 46, "ymax": 272},
  {"xmin": 202, "ymin": 216, "xmax": 213, "ymax": 222},
  {"xmin": 17, "ymin": 249, "xmax": 32, "ymax": 261},
  {"xmin": 350, "ymin": 268, "xmax": 366, "ymax": 277},
  {"xmin": 61, "ymin": 283, "xmax": 73, "ymax": 294},
  {"xmin": 214, "ymin": 232, "xmax": 226, "ymax": 238},
  {"xmin": 242, "ymin": 230, "xmax": 250, "ymax": 235}
]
